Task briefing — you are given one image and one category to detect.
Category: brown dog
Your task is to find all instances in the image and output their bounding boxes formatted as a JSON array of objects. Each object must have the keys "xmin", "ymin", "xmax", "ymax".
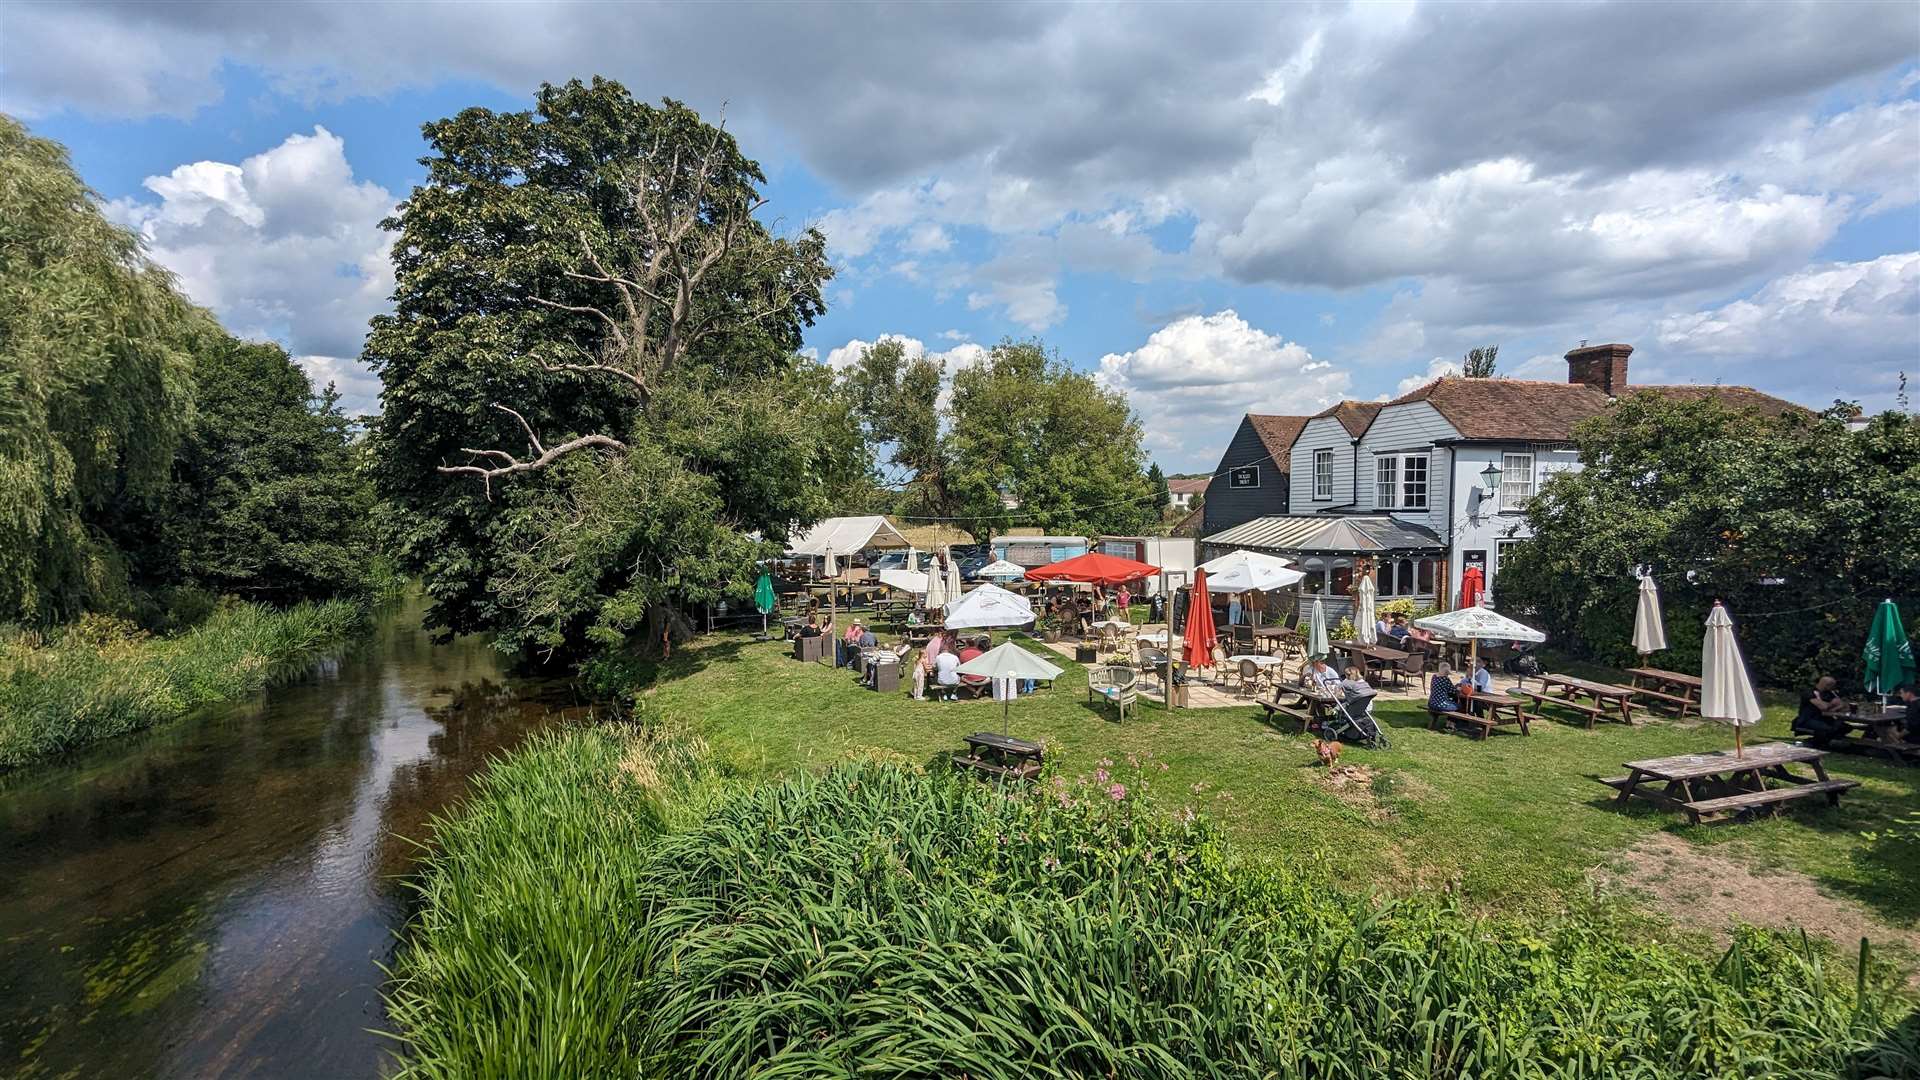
[{"xmin": 1313, "ymin": 738, "xmax": 1343, "ymax": 768}]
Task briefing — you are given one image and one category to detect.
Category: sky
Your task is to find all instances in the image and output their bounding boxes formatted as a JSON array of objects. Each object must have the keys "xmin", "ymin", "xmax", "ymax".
[{"xmin": 5, "ymin": 0, "xmax": 1917, "ymax": 471}]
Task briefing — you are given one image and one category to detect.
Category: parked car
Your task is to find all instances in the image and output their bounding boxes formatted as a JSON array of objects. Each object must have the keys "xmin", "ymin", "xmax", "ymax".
[
  {"xmin": 958, "ymin": 553, "xmax": 995, "ymax": 580},
  {"xmin": 868, "ymin": 553, "xmax": 910, "ymax": 572}
]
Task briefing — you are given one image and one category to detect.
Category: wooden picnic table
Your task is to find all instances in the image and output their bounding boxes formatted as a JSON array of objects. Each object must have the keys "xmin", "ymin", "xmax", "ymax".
[
  {"xmin": 1626, "ymin": 666, "xmax": 1702, "ymax": 718},
  {"xmin": 1600, "ymin": 743, "xmax": 1858, "ymax": 824},
  {"xmin": 952, "ymin": 731, "xmax": 1044, "ymax": 781},
  {"xmin": 1528, "ymin": 672, "xmax": 1639, "ymax": 728},
  {"xmin": 1829, "ymin": 704, "xmax": 1916, "ymax": 765},
  {"xmin": 1432, "ymin": 689, "xmax": 1531, "ymax": 740},
  {"xmin": 1259, "ymin": 683, "xmax": 1340, "ymax": 734}
]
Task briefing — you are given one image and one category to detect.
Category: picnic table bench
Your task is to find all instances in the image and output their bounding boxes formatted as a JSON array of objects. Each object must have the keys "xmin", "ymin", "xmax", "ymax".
[
  {"xmin": 1828, "ymin": 705, "xmax": 1916, "ymax": 765},
  {"xmin": 1259, "ymin": 684, "xmax": 1339, "ymax": 734},
  {"xmin": 1529, "ymin": 673, "xmax": 1639, "ymax": 728},
  {"xmin": 952, "ymin": 731, "xmax": 1044, "ymax": 781},
  {"xmin": 1626, "ymin": 667, "xmax": 1701, "ymax": 718},
  {"xmin": 1431, "ymin": 690, "xmax": 1531, "ymax": 739},
  {"xmin": 1331, "ymin": 640, "xmax": 1410, "ymax": 686},
  {"xmin": 1598, "ymin": 743, "xmax": 1857, "ymax": 824}
]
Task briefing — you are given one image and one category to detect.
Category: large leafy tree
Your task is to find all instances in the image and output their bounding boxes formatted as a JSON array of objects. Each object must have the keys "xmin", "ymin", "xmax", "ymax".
[
  {"xmin": 1498, "ymin": 394, "xmax": 1918, "ymax": 688},
  {"xmin": 944, "ymin": 341, "xmax": 1156, "ymax": 539},
  {"xmin": 842, "ymin": 337, "xmax": 947, "ymax": 518},
  {"xmin": 365, "ymin": 79, "xmax": 850, "ymax": 653},
  {"xmin": 161, "ymin": 339, "xmax": 375, "ymax": 605}
]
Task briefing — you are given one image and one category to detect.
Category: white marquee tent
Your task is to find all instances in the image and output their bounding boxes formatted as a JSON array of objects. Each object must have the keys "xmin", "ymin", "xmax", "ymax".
[{"xmin": 788, "ymin": 516, "xmax": 909, "ymax": 557}]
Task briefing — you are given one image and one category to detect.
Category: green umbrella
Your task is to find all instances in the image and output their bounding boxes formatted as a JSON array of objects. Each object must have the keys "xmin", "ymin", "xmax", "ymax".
[
  {"xmin": 754, "ymin": 572, "xmax": 776, "ymax": 639},
  {"xmin": 1863, "ymin": 598, "xmax": 1915, "ymax": 705}
]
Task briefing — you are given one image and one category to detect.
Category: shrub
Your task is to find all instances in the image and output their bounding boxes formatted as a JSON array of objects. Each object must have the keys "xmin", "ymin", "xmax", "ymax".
[{"xmin": 0, "ymin": 598, "xmax": 364, "ymax": 768}]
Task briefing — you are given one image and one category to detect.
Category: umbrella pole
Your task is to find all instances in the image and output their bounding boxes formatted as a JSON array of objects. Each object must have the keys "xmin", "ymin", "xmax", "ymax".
[{"xmin": 1735, "ymin": 722, "xmax": 1744, "ymax": 759}]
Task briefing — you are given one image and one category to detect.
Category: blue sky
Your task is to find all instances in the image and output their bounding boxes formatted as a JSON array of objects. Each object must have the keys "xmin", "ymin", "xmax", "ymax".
[{"xmin": 6, "ymin": 2, "xmax": 1917, "ymax": 470}]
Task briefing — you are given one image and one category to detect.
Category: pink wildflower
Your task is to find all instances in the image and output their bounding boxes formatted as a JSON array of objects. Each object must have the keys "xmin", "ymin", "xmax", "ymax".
[
  {"xmin": 1107, "ymin": 782, "xmax": 1128, "ymax": 801},
  {"xmin": 1095, "ymin": 768, "xmax": 1110, "ymax": 784}
]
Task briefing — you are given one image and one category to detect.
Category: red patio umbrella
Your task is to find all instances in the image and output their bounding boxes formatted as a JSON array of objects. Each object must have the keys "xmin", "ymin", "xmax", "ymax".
[
  {"xmin": 1024, "ymin": 550, "xmax": 1160, "ymax": 586},
  {"xmin": 1184, "ymin": 568, "xmax": 1217, "ymax": 674},
  {"xmin": 1458, "ymin": 565, "xmax": 1485, "ymax": 609}
]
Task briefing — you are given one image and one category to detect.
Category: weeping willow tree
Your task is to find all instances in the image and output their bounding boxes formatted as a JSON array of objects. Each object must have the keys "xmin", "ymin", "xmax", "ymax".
[{"xmin": 0, "ymin": 115, "xmax": 210, "ymax": 624}]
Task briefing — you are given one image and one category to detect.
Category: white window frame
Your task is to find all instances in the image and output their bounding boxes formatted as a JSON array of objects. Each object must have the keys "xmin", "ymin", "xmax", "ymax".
[
  {"xmin": 1496, "ymin": 539, "xmax": 1526, "ymax": 575},
  {"xmin": 1374, "ymin": 453, "xmax": 1429, "ymax": 511},
  {"xmin": 1499, "ymin": 452, "xmax": 1535, "ymax": 511},
  {"xmin": 1375, "ymin": 455, "xmax": 1398, "ymax": 509},
  {"xmin": 1312, "ymin": 449, "xmax": 1334, "ymax": 500}
]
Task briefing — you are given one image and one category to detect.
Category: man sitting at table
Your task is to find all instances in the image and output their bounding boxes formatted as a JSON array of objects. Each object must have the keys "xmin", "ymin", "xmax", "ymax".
[
  {"xmin": 1304, "ymin": 657, "xmax": 1341, "ymax": 693},
  {"xmin": 857, "ymin": 623, "xmax": 878, "ymax": 650},
  {"xmin": 1385, "ymin": 613, "xmax": 1412, "ymax": 644},
  {"xmin": 1403, "ymin": 616, "xmax": 1434, "ymax": 649},
  {"xmin": 955, "ymin": 638, "xmax": 988, "ymax": 696},
  {"xmin": 1792, "ymin": 674, "xmax": 1851, "ymax": 746},
  {"xmin": 1896, "ymin": 684, "xmax": 1918, "ymax": 743},
  {"xmin": 1457, "ymin": 657, "xmax": 1493, "ymax": 695},
  {"xmin": 934, "ymin": 648, "xmax": 961, "ymax": 697}
]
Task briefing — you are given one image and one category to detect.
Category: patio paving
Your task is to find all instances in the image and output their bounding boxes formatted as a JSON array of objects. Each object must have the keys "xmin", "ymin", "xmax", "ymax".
[{"xmin": 1032, "ymin": 628, "xmax": 1426, "ymax": 709}]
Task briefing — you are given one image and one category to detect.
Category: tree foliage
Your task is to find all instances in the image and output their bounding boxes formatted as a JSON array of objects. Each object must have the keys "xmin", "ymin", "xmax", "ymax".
[
  {"xmin": 1148, "ymin": 463, "xmax": 1171, "ymax": 516},
  {"xmin": 365, "ymin": 80, "xmax": 854, "ymax": 654},
  {"xmin": 1462, "ymin": 345, "xmax": 1498, "ymax": 379},
  {"xmin": 1497, "ymin": 394, "xmax": 1919, "ymax": 688},
  {"xmin": 1, "ymin": 115, "xmax": 372, "ymax": 626},
  {"xmin": 944, "ymin": 341, "xmax": 1156, "ymax": 539},
  {"xmin": 843, "ymin": 337, "xmax": 946, "ymax": 518}
]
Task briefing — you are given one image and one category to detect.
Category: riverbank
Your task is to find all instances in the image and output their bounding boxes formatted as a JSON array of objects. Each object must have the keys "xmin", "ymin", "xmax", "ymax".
[
  {"xmin": 385, "ymin": 717, "xmax": 1918, "ymax": 1078},
  {"xmin": 0, "ymin": 599, "xmax": 366, "ymax": 768}
]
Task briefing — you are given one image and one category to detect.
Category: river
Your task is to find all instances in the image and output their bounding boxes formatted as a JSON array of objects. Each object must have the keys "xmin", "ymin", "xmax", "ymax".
[{"xmin": 0, "ymin": 600, "xmax": 577, "ymax": 1078}]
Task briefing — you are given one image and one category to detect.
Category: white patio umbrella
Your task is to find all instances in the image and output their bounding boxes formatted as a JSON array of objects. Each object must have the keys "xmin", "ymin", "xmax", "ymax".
[
  {"xmin": 924, "ymin": 552, "xmax": 948, "ymax": 613},
  {"xmin": 944, "ymin": 548, "xmax": 964, "ymax": 606},
  {"xmin": 1412, "ymin": 606, "xmax": 1547, "ymax": 671},
  {"xmin": 878, "ymin": 568, "xmax": 929, "ymax": 595},
  {"xmin": 1632, "ymin": 574, "xmax": 1668, "ymax": 656},
  {"xmin": 1701, "ymin": 602, "xmax": 1764, "ymax": 758},
  {"xmin": 1306, "ymin": 598, "xmax": 1330, "ymax": 660},
  {"xmin": 975, "ymin": 558, "xmax": 1027, "ymax": 580},
  {"xmin": 1197, "ymin": 550, "xmax": 1300, "ymax": 592},
  {"xmin": 955, "ymin": 641, "xmax": 1064, "ymax": 735},
  {"xmin": 1354, "ymin": 573, "xmax": 1379, "ymax": 645},
  {"xmin": 943, "ymin": 582, "xmax": 1035, "ymax": 630}
]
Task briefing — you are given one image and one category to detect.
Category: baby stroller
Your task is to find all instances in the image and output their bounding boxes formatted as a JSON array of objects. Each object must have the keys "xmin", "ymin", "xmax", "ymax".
[{"xmin": 1323, "ymin": 689, "xmax": 1390, "ymax": 749}]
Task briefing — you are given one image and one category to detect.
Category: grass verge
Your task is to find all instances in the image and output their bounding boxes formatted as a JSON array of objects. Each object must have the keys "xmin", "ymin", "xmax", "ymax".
[
  {"xmin": 387, "ymin": 733, "xmax": 1917, "ymax": 1077},
  {"xmin": 0, "ymin": 599, "xmax": 365, "ymax": 768}
]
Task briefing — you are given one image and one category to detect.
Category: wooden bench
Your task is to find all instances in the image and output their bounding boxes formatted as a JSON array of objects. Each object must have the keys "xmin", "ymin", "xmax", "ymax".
[
  {"xmin": 952, "ymin": 732, "xmax": 1044, "ymax": 782},
  {"xmin": 1518, "ymin": 689, "xmax": 1609, "ymax": 729},
  {"xmin": 1632, "ymin": 686, "xmax": 1696, "ymax": 718},
  {"xmin": 1433, "ymin": 709, "xmax": 1496, "ymax": 739}
]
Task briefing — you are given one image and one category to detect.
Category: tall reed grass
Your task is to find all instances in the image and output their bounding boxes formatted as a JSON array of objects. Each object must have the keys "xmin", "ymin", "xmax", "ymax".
[
  {"xmin": 0, "ymin": 599, "xmax": 364, "ymax": 767},
  {"xmin": 387, "ymin": 742, "xmax": 1917, "ymax": 1078}
]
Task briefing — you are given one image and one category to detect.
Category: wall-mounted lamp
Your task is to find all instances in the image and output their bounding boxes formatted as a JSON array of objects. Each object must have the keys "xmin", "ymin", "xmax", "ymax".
[{"xmin": 1479, "ymin": 461, "xmax": 1503, "ymax": 497}]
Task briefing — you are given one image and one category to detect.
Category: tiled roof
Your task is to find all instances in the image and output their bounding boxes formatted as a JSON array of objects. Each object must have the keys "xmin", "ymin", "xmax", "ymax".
[
  {"xmin": 1168, "ymin": 505, "xmax": 1206, "ymax": 538},
  {"xmin": 1167, "ymin": 477, "xmax": 1210, "ymax": 495},
  {"xmin": 1390, "ymin": 377, "xmax": 1808, "ymax": 442},
  {"xmin": 1310, "ymin": 401, "xmax": 1384, "ymax": 437},
  {"xmin": 1203, "ymin": 515, "xmax": 1445, "ymax": 555},
  {"xmin": 1245, "ymin": 414, "xmax": 1310, "ymax": 469}
]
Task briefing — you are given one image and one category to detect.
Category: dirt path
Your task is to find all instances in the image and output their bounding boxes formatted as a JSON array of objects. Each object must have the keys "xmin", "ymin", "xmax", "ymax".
[{"xmin": 1593, "ymin": 832, "xmax": 1920, "ymax": 979}]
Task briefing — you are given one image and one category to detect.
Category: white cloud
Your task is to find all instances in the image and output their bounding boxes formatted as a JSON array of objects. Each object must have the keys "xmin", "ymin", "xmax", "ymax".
[
  {"xmin": 1653, "ymin": 251, "xmax": 1920, "ymax": 405},
  {"xmin": 903, "ymin": 222, "xmax": 952, "ymax": 253},
  {"xmin": 108, "ymin": 126, "xmax": 395, "ymax": 414},
  {"xmin": 1097, "ymin": 311, "xmax": 1350, "ymax": 470},
  {"xmin": 1395, "ymin": 357, "xmax": 1461, "ymax": 397}
]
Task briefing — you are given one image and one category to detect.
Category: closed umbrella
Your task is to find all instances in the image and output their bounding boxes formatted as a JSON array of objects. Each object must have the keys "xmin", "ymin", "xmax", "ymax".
[
  {"xmin": 1701, "ymin": 602, "xmax": 1764, "ymax": 758},
  {"xmin": 1306, "ymin": 598, "xmax": 1329, "ymax": 661},
  {"xmin": 1458, "ymin": 565, "xmax": 1485, "ymax": 609},
  {"xmin": 956, "ymin": 641, "xmax": 1064, "ymax": 735},
  {"xmin": 1183, "ymin": 569, "xmax": 1218, "ymax": 684},
  {"xmin": 924, "ymin": 552, "xmax": 947, "ymax": 613},
  {"xmin": 1863, "ymin": 599, "xmax": 1915, "ymax": 709},
  {"xmin": 753, "ymin": 572, "xmax": 776, "ymax": 639},
  {"xmin": 823, "ymin": 548, "xmax": 839, "ymax": 642},
  {"xmin": 1632, "ymin": 574, "xmax": 1668, "ymax": 656},
  {"xmin": 1354, "ymin": 573, "xmax": 1378, "ymax": 645},
  {"xmin": 945, "ymin": 548, "xmax": 964, "ymax": 607},
  {"xmin": 943, "ymin": 583, "xmax": 1035, "ymax": 630}
]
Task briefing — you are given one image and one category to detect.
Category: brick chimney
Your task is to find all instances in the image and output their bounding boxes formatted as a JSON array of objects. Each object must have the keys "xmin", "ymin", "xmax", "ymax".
[{"xmin": 1565, "ymin": 342, "xmax": 1633, "ymax": 395}]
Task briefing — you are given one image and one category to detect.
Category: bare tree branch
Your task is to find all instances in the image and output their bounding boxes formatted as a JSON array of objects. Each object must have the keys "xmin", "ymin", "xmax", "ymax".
[{"xmin": 438, "ymin": 404, "xmax": 628, "ymax": 498}]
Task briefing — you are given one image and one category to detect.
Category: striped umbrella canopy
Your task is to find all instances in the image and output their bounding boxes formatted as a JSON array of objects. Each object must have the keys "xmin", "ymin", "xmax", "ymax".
[{"xmin": 1863, "ymin": 598, "xmax": 1915, "ymax": 700}]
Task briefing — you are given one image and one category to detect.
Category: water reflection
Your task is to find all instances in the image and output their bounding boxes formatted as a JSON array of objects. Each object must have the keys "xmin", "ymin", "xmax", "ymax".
[{"xmin": 0, "ymin": 600, "xmax": 573, "ymax": 1079}]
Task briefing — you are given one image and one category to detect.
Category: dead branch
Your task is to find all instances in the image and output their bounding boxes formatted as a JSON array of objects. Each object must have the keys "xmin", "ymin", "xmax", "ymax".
[{"xmin": 438, "ymin": 404, "xmax": 628, "ymax": 499}]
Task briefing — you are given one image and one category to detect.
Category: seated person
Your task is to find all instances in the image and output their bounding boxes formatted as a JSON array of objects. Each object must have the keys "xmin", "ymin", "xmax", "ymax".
[
  {"xmin": 1374, "ymin": 615, "xmax": 1395, "ymax": 641},
  {"xmin": 1456, "ymin": 658, "xmax": 1493, "ymax": 712},
  {"xmin": 1792, "ymin": 675, "xmax": 1851, "ymax": 746},
  {"xmin": 1403, "ymin": 617, "xmax": 1434, "ymax": 648},
  {"xmin": 857, "ymin": 624, "xmax": 878, "ymax": 649},
  {"xmin": 934, "ymin": 649, "xmax": 961, "ymax": 694},
  {"xmin": 1304, "ymin": 657, "xmax": 1341, "ymax": 693},
  {"xmin": 1427, "ymin": 661, "xmax": 1461, "ymax": 719},
  {"xmin": 1337, "ymin": 665, "xmax": 1374, "ymax": 701},
  {"xmin": 1895, "ymin": 684, "xmax": 1917, "ymax": 744},
  {"xmin": 800, "ymin": 615, "xmax": 822, "ymax": 638},
  {"xmin": 1385, "ymin": 614, "xmax": 1412, "ymax": 643},
  {"xmin": 955, "ymin": 639, "xmax": 988, "ymax": 690}
]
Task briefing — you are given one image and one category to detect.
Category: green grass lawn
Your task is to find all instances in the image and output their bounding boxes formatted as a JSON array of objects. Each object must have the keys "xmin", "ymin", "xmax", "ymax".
[{"xmin": 643, "ymin": 631, "xmax": 1920, "ymax": 957}]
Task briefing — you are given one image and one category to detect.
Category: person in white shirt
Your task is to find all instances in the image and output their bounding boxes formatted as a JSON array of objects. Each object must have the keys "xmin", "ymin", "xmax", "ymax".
[
  {"xmin": 935, "ymin": 650, "xmax": 961, "ymax": 689},
  {"xmin": 1457, "ymin": 657, "xmax": 1494, "ymax": 696},
  {"xmin": 1305, "ymin": 658, "xmax": 1340, "ymax": 692}
]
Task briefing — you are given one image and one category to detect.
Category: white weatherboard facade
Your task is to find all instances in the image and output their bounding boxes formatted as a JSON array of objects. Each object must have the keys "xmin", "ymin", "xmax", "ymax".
[{"xmin": 1284, "ymin": 396, "xmax": 1582, "ymax": 604}]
